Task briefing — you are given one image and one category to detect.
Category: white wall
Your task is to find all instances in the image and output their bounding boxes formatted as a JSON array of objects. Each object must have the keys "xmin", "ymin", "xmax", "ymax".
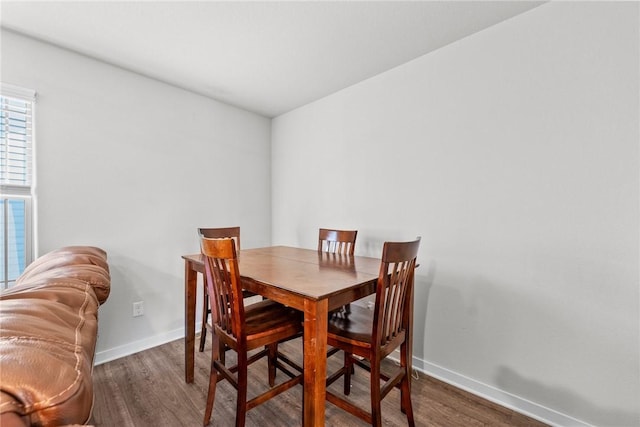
[
  {"xmin": 272, "ymin": 3, "xmax": 639, "ymax": 426},
  {"xmin": 1, "ymin": 29, "xmax": 272, "ymax": 360}
]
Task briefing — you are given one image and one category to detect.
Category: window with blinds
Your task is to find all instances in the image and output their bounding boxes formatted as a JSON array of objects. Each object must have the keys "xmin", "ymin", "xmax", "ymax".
[{"xmin": 1, "ymin": 83, "xmax": 36, "ymax": 289}]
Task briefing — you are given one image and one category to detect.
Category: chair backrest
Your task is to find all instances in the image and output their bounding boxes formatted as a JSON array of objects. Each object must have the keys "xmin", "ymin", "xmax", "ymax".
[
  {"xmin": 200, "ymin": 237, "xmax": 245, "ymax": 344},
  {"xmin": 373, "ymin": 237, "xmax": 421, "ymax": 351},
  {"xmin": 198, "ymin": 227, "xmax": 241, "ymax": 251},
  {"xmin": 318, "ymin": 228, "xmax": 357, "ymax": 255}
]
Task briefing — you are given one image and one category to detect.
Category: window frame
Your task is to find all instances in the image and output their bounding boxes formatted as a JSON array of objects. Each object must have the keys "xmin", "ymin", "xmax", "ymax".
[{"xmin": 1, "ymin": 83, "xmax": 36, "ymax": 289}]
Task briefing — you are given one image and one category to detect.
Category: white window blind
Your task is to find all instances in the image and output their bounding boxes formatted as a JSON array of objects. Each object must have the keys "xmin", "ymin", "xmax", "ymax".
[
  {"xmin": 1, "ymin": 84, "xmax": 35, "ymax": 191},
  {"xmin": 1, "ymin": 83, "xmax": 36, "ymax": 289}
]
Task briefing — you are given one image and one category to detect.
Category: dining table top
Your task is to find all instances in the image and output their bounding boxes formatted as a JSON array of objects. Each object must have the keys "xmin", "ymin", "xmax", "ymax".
[{"xmin": 182, "ymin": 245, "xmax": 382, "ymax": 302}]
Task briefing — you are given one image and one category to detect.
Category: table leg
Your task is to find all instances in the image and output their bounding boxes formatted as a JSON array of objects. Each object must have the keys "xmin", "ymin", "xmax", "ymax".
[
  {"xmin": 303, "ymin": 298, "xmax": 328, "ymax": 426},
  {"xmin": 184, "ymin": 260, "xmax": 197, "ymax": 383}
]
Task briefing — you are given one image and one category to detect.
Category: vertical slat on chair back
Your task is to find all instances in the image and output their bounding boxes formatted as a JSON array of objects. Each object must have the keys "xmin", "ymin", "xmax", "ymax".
[
  {"xmin": 201, "ymin": 237, "xmax": 244, "ymax": 341},
  {"xmin": 374, "ymin": 238, "xmax": 420, "ymax": 347},
  {"xmin": 318, "ymin": 228, "xmax": 358, "ymax": 255}
]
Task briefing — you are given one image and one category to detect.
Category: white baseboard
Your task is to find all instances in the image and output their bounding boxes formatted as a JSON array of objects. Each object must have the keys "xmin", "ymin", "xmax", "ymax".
[
  {"xmin": 94, "ymin": 327, "xmax": 186, "ymax": 365},
  {"xmin": 389, "ymin": 350, "xmax": 593, "ymax": 427}
]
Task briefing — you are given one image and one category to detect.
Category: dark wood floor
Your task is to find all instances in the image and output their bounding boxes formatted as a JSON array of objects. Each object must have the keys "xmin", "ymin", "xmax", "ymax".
[{"xmin": 91, "ymin": 336, "xmax": 548, "ymax": 427}]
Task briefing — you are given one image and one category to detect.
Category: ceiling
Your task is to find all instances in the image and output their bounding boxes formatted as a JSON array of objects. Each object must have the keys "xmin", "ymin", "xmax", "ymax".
[{"xmin": 1, "ymin": 1, "xmax": 544, "ymax": 118}]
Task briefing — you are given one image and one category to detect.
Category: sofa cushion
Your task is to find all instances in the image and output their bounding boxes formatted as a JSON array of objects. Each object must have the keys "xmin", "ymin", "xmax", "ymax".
[{"xmin": 0, "ymin": 279, "xmax": 99, "ymax": 426}]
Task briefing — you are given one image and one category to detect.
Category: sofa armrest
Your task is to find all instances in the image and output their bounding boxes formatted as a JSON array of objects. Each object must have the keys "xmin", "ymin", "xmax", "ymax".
[{"xmin": 15, "ymin": 246, "xmax": 110, "ymax": 304}]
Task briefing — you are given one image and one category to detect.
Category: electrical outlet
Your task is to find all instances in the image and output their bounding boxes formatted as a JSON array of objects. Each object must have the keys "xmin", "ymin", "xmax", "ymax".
[
  {"xmin": 133, "ymin": 301, "xmax": 144, "ymax": 317},
  {"xmin": 366, "ymin": 301, "xmax": 375, "ymax": 311}
]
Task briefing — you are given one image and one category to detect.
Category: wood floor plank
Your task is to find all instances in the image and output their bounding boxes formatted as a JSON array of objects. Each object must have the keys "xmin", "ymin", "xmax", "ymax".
[{"xmin": 90, "ymin": 337, "xmax": 548, "ymax": 426}]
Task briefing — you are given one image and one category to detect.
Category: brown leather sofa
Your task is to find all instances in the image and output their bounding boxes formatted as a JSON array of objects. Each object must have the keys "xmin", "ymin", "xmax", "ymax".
[{"xmin": 0, "ymin": 246, "xmax": 111, "ymax": 427}]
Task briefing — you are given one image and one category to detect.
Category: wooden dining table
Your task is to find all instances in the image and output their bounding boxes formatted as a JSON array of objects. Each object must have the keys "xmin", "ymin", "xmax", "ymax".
[{"xmin": 181, "ymin": 245, "xmax": 382, "ymax": 426}]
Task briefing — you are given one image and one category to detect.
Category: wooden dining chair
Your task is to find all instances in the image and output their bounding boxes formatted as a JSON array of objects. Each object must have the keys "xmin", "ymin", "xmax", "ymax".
[
  {"xmin": 201, "ymin": 237, "xmax": 303, "ymax": 427},
  {"xmin": 318, "ymin": 228, "xmax": 357, "ymax": 256},
  {"xmin": 198, "ymin": 227, "xmax": 255, "ymax": 354},
  {"xmin": 318, "ymin": 228, "xmax": 357, "ymax": 314},
  {"xmin": 325, "ymin": 237, "xmax": 421, "ymax": 427}
]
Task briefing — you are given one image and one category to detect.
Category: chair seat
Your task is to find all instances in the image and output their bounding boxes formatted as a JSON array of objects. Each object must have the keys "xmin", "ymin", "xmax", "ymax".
[
  {"xmin": 244, "ymin": 299, "xmax": 302, "ymax": 339},
  {"xmin": 328, "ymin": 303, "xmax": 373, "ymax": 346},
  {"xmin": 214, "ymin": 299, "xmax": 303, "ymax": 353}
]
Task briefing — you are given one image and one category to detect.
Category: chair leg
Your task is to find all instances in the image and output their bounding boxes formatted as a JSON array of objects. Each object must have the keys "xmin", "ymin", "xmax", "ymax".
[
  {"xmin": 370, "ymin": 360, "xmax": 383, "ymax": 427},
  {"xmin": 199, "ymin": 290, "xmax": 209, "ymax": 352},
  {"xmin": 400, "ymin": 342, "xmax": 415, "ymax": 426},
  {"xmin": 219, "ymin": 341, "xmax": 226, "ymax": 366},
  {"xmin": 236, "ymin": 353, "xmax": 248, "ymax": 427},
  {"xmin": 400, "ymin": 373, "xmax": 415, "ymax": 427},
  {"xmin": 268, "ymin": 344, "xmax": 277, "ymax": 387},
  {"xmin": 199, "ymin": 326, "xmax": 207, "ymax": 352},
  {"xmin": 203, "ymin": 334, "xmax": 220, "ymax": 426},
  {"xmin": 343, "ymin": 352, "xmax": 353, "ymax": 396}
]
